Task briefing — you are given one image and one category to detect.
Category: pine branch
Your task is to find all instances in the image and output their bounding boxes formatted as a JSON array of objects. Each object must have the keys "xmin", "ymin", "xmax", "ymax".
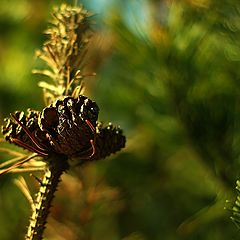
[
  {"xmin": 26, "ymin": 154, "xmax": 69, "ymax": 240},
  {"xmin": 33, "ymin": 4, "xmax": 93, "ymax": 104},
  {"xmin": 231, "ymin": 180, "xmax": 240, "ymax": 227}
]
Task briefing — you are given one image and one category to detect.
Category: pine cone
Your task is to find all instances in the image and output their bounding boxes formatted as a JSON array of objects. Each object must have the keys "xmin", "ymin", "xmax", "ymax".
[
  {"xmin": 2, "ymin": 109, "xmax": 49, "ymax": 153},
  {"xmin": 39, "ymin": 95, "xmax": 99, "ymax": 157},
  {"xmin": 93, "ymin": 122, "xmax": 126, "ymax": 160},
  {"xmin": 2, "ymin": 95, "xmax": 125, "ymax": 161}
]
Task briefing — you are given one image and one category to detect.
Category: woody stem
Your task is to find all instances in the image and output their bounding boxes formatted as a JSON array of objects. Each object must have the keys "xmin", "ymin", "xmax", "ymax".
[{"xmin": 25, "ymin": 154, "xmax": 69, "ymax": 240}]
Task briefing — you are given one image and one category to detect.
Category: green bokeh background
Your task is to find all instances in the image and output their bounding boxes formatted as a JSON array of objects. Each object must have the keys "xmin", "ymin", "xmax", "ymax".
[{"xmin": 1, "ymin": 0, "xmax": 240, "ymax": 239}]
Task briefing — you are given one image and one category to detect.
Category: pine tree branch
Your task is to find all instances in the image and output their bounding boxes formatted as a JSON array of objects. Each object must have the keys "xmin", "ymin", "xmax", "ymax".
[{"xmin": 25, "ymin": 154, "xmax": 69, "ymax": 240}]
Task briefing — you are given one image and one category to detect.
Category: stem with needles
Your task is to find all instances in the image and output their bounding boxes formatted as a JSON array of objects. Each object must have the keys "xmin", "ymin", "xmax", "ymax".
[{"xmin": 25, "ymin": 154, "xmax": 69, "ymax": 240}]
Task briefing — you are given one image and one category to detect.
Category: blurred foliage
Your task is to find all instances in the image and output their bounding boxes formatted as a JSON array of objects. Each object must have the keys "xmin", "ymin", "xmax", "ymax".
[{"xmin": 1, "ymin": 0, "xmax": 240, "ymax": 239}]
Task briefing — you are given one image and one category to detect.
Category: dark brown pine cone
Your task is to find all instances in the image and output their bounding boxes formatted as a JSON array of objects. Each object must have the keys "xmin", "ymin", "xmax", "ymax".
[
  {"xmin": 1, "ymin": 95, "xmax": 125, "ymax": 161},
  {"xmin": 2, "ymin": 109, "xmax": 49, "ymax": 153},
  {"xmin": 92, "ymin": 122, "xmax": 126, "ymax": 161}
]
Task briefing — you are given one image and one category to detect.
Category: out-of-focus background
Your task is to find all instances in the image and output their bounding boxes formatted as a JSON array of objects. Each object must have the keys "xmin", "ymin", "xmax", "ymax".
[{"xmin": 1, "ymin": 0, "xmax": 240, "ymax": 239}]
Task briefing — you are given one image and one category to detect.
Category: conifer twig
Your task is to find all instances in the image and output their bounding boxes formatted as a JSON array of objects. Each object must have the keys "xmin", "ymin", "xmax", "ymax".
[
  {"xmin": 25, "ymin": 155, "xmax": 69, "ymax": 240},
  {"xmin": 33, "ymin": 4, "xmax": 93, "ymax": 105}
]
